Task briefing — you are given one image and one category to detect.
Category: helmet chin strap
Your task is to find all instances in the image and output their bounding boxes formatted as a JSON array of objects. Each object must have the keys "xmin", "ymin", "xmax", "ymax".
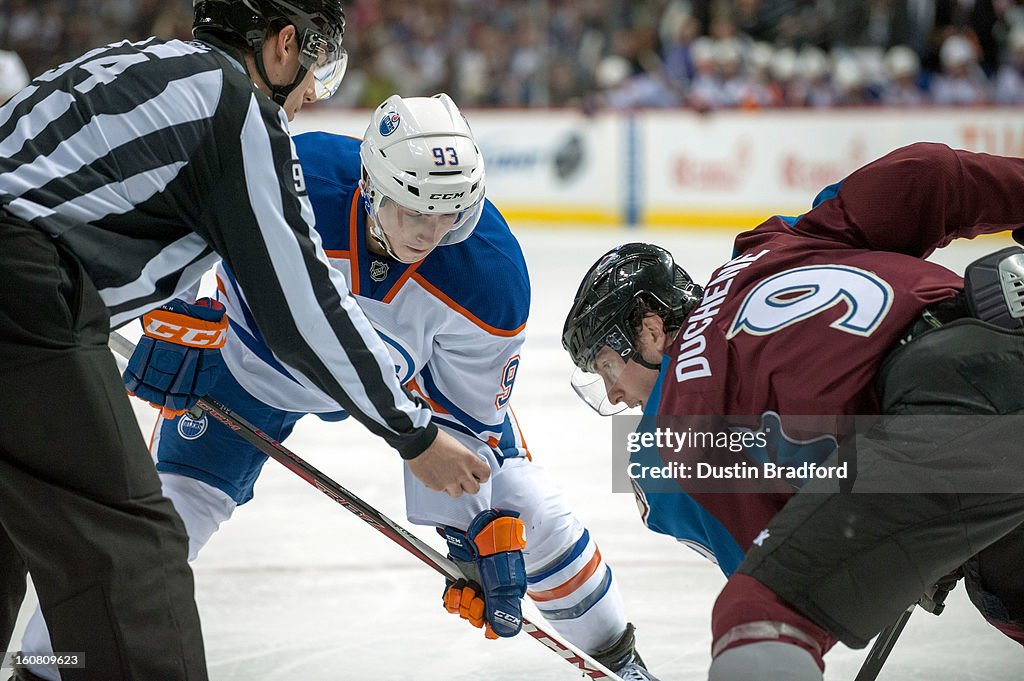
[
  {"xmin": 360, "ymin": 178, "xmax": 425, "ymax": 265},
  {"xmin": 367, "ymin": 214, "xmax": 422, "ymax": 264},
  {"xmin": 621, "ymin": 346, "xmax": 661, "ymax": 371},
  {"xmin": 634, "ymin": 355, "xmax": 663, "ymax": 371},
  {"xmin": 252, "ymin": 38, "xmax": 310, "ymax": 106}
]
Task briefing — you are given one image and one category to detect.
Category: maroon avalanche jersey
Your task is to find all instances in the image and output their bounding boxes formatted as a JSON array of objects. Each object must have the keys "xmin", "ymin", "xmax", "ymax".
[{"xmin": 656, "ymin": 142, "xmax": 1024, "ymax": 555}]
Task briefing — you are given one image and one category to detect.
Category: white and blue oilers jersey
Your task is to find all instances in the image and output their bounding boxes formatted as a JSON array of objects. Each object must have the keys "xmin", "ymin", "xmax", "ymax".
[{"xmin": 215, "ymin": 132, "xmax": 531, "ymax": 461}]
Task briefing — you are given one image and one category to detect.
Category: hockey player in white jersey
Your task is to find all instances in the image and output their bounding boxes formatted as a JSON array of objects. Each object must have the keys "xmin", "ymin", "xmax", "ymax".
[{"xmin": 15, "ymin": 94, "xmax": 658, "ymax": 681}]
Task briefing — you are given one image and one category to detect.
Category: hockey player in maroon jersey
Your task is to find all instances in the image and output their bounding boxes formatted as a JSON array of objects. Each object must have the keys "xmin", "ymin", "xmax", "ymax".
[{"xmin": 562, "ymin": 142, "xmax": 1024, "ymax": 679}]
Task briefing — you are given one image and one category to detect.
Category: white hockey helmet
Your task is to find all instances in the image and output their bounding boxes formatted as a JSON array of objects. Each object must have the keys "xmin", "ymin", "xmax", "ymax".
[{"xmin": 360, "ymin": 93, "xmax": 486, "ymax": 261}]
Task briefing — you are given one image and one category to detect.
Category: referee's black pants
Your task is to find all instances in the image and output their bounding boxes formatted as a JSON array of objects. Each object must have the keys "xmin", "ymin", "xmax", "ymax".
[{"xmin": 0, "ymin": 215, "xmax": 208, "ymax": 680}]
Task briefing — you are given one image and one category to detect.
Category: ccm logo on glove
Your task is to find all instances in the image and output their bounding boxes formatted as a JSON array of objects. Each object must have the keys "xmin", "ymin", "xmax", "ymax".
[
  {"xmin": 441, "ymin": 509, "xmax": 528, "ymax": 639},
  {"xmin": 124, "ymin": 298, "xmax": 228, "ymax": 418},
  {"xmin": 492, "ymin": 610, "xmax": 521, "ymax": 626},
  {"xmin": 144, "ymin": 310, "xmax": 227, "ymax": 348}
]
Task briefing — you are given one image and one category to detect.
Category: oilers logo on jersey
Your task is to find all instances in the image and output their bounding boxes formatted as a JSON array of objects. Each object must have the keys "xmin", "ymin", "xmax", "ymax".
[{"xmin": 177, "ymin": 413, "xmax": 208, "ymax": 440}]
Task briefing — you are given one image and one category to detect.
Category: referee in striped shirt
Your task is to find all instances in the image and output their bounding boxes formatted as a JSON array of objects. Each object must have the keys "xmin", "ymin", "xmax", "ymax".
[{"xmin": 0, "ymin": 2, "xmax": 488, "ymax": 679}]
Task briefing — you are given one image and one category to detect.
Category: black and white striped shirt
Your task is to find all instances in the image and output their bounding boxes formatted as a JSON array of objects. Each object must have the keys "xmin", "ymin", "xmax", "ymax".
[{"xmin": 0, "ymin": 37, "xmax": 437, "ymax": 457}]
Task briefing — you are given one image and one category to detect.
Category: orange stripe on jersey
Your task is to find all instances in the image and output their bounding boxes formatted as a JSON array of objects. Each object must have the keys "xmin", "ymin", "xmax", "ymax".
[
  {"xmin": 527, "ymin": 548, "xmax": 603, "ymax": 603},
  {"xmin": 410, "ymin": 273, "xmax": 526, "ymax": 337},
  {"xmin": 406, "ymin": 377, "xmax": 427, "ymax": 401},
  {"xmin": 324, "ymin": 249, "xmax": 350, "ymax": 259},
  {"xmin": 382, "ymin": 259, "xmax": 424, "ymax": 304},
  {"xmin": 509, "ymin": 407, "xmax": 532, "ymax": 461},
  {"xmin": 406, "ymin": 378, "xmax": 449, "ymax": 415},
  {"xmin": 216, "ymin": 276, "xmax": 227, "ymax": 298},
  {"xmin": 348, "ymin": 186, "xmax": 362, "ymax": 295}
]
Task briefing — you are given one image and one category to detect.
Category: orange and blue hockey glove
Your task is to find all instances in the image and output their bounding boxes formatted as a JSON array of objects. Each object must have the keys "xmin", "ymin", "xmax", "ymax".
[
  {"xmin": 124, "ymin": 297, "xmax": 227, "ymax": 418},
  {"xmin": 441, "ymin": 508, "xmax": 527, "ymax": 639}
]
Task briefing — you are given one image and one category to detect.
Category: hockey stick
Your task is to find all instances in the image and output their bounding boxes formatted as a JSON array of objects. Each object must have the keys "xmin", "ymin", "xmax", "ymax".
[
  {"xmin": 853, "ymin": 606, "xmax": 913, "ymax": 681},
  {"xmin": 853, "ymin": 576, "xmax": 956, "ymax": 681},
  {"xmin": 109, "ymin": 331, "xmax": 622, "ymax": 680}
]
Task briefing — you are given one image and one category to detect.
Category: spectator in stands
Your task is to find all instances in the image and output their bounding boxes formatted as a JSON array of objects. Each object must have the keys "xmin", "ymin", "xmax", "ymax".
[
  {"xmin": 765, "ymin": 45, "xmax": 800, "ymax": 106},
  {"xmin": 5, "ymin": 0, "xmax": 1024, "ymax": 112},
  {"xmin": 595, "ymin": 53, "xmax": 680, "ymax": 110},
  {"xmin": 662, "ymin": 11, "xmax": 703, "ymax": 87},
  {"xmin": 686, "ymin": 36, "xmax": 724, "ymax": 110},
  {"xmin": 995, "ymin": 25, "xmax": 1024, "ymax": 104},
  {"xmin": 880, "ymin": 44, "xmax": 931, "ymax": 104},
  {"xmin": 938, "ymin": 0, "xmax": 999, "ymax": 75},
  {"xmin": 931, "ymin": 33, "xmax": 991, "ymax": 104},
  {"xmin": 832, "ymin": 54, "xmax": 878, "ymax": 105},
  {"xmin": 792, "ymin": 45, "xmax": 837, "ymax": 107},
  {"xmin": 714, "ymin": 38, "xmax": 746, "ymax": 107},
  {"xmin": 745, "ymin": 41, "xmax": 776, "ymax": 106}
]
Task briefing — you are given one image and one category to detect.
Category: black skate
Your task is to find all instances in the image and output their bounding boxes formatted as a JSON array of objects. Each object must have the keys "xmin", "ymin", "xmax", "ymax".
[{"xmin": 593, "ymin": 622, "xmax": 661, "ymax": 681}]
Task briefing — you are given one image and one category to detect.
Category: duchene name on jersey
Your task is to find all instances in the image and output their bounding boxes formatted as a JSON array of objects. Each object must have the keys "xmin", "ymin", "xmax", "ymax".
[{"xmin": 674, "ymin": 249, "xmax": 770, "ymax": 383}]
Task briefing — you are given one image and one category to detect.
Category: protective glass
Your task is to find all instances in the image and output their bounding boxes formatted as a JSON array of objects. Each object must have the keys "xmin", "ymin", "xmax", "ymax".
[{"xmin": 299, "ymin": 29, "xmax": 348, "ymax": 101}]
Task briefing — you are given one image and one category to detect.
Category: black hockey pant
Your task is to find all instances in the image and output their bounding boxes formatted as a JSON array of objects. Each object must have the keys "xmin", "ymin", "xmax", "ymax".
[
  {"xmin": 0, "ymin": 214, "xmax": 208, "ymax": 680},
  {"xmin": 738, "ymin": 319, "xmax": 1024, "ymax": 648}
]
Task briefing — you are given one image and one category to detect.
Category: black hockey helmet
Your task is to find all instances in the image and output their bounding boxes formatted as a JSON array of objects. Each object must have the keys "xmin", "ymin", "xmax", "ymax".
[
  {"xmin": 563, "ymin": 243, "xmax": 703, "ymax": 373},
  {"xmin": 193, "ymin": 0, "xmax": 347, "ymax": 105}
]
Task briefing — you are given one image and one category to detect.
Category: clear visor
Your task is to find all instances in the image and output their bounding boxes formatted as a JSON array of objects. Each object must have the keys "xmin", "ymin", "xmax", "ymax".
[
  {"xmin": 568, "ymin": 322, "xmax": 652, "ymax": 416},
  {"xmin": 312, "ymin": 48, "xmax": 347, "ymax": 100},
  {"xmin": 299, "ymin": 30, "xmax": 348, "ymax": 101},
  {"xmin": 570, "ymin": 366, "xmax": 629, "ymax": 416},
  {"xmin": 380, "ymin": 193, "xmax": 464, "ymax": 233},
  {"xmin": 374, "ymin": 195, "xmax": 482, "ymax": 237}
]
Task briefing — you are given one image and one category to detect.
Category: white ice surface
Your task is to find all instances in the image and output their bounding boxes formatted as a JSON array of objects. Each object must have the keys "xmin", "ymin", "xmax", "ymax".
[{"xmin": 14, "ymin": 227, "xmax": 1022, "ymax": 680}]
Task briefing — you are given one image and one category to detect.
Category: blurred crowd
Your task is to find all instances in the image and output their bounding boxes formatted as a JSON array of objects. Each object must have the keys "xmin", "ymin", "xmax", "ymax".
[{"xmin": 4, "ymin": 0, "xmax": 1024, "ymax": 109}]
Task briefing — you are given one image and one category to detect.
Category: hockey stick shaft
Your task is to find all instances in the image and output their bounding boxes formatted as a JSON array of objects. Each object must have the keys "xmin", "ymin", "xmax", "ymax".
[
  {"xmin": 853, "ymin": 606, "xmax": 913, "ymax": 681},
  {"xmin": 109, "ymin": 331, "xmax": 620, "ymax": 680}
]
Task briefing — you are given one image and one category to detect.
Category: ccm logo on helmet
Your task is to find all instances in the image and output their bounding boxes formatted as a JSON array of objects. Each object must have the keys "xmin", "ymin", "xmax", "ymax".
[{"xmin": 430, "ymin": 192, "xmax": 465, "ymax": 200}]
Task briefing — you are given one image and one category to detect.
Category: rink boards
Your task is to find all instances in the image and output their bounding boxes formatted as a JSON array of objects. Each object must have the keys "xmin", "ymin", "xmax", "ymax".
[{"xmin": 294, "ymin": 106, "xmax": 1024, "ymax": 229}]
